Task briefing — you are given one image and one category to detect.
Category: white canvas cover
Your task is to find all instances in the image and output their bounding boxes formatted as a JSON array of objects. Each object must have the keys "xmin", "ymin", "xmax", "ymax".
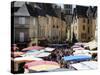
[{"xmin": 70, "ymin": 61, "xmax": 98, "ymax": 70}]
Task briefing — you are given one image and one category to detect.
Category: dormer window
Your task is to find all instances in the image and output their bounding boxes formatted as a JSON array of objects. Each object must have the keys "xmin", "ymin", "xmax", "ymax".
[
  {"xmin": 83, "ymin": 25, "xmax": 85, "ymax": 30},
  {"xmin": 19, "ymin": 17, "xmax": 25, "ymax": 24}
]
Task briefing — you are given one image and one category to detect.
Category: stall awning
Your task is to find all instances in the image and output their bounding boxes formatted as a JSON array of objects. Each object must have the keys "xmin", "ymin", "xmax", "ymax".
[
  {"xmin": 12, "ymin": 56, "xmax": 43, "ymax": 62},
  {"xmin": 84, "ymin": 40, "xmax": 97, "ymax": 50},
  {"xmin": 62, "ymin": 55, "xmax": 91, "ymax": 61},
  {"xmin": 45, "ymin": 47, "xmax": 55, "ymax": 52},
  {"xmin": 24, "ymin": 60, "xmax": 60, "ymax": 71},
  {"xmin": 73, "ymin": 47, "xmax": 85, "ymax": 50},
  {"xmin": 70, "ymin": 61, "xmax": 98, "ymax": 70},
  {"xmin": 22, "ymin": 46, "xmax": 45, "ymax": 51}
]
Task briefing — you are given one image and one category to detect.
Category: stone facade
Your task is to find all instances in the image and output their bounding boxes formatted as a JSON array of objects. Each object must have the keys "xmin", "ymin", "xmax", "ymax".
[
  {"xmin": 64, "ymin": 5, "xmax": 73, "ymax": 42},
  {"xmin": 12, "ymin": 2, "xmax": 67, "ymax": 45},
  {"xmin": 71, "ymin": 6, "xmax": 97, "ymax": 42}
]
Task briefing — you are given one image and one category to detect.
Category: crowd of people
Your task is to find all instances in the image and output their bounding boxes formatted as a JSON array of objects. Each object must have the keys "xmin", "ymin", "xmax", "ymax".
[{"xmin": 45, "ymin": 48, "xmax": 74, "ymax": 68}]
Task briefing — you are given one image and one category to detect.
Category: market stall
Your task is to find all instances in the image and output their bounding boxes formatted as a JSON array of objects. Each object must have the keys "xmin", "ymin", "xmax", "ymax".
[
  {"xmin": 12, "ymin": 56, "xmax": 43, "ymax": 72},
  {"xmin": 24, "ymin": 60, "xmax": 60, "ymax": 73},
  {"xmin": 45, "ymin": 47, "xmax": 55, "ymax": 52},
  {"xmin": 62, "ymin": 55, "xmax": 91, "ymax": 62},
  {"xmin": 22, "ymin": 46, "xmax": 45, "ymax": 51},
  {"xmin": 84, "ymin": 40, "xmax": 97, "ymax": 50},
  {"xmin": 70, "ymin": 61, "xmax": 98, "ymax": 70}
]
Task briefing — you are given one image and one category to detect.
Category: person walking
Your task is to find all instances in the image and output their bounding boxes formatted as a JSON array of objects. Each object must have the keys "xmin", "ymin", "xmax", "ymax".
[{"xmin": 12, "ymin": 44, "xmax": 19, "ymax": 52}]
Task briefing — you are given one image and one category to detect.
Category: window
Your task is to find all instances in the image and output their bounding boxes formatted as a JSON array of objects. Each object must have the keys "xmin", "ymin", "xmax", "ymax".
[
  {"xmin": 87, "ymin": 19, "xmax": 89, "ymax": 24},
  {"xmin": 66, "ymin": 29, "xmax": 67, "ymax": 33},
  {"xmin": 14, "ymin": 17, "xmax": 19, "ymax": 24},
  {"xmin": 88, "ymin": 27, "xmax": 90, "ymax": 33},
  {"xmin": 19, "ymin": 17, "xmax": 25, "ymax": 24},
  {"xmin": 67, "ymin": 5, "xmax": 69, "ymax": 8},
  {"xmin": 75, "ymin": 33, "xmax": 77, "ymax": 38},
  {"xmin": 33, "ymin": 18, "xmax": 35, "ymax": 25},
  {"xmin": 76, "ymin": 26, "xmax": 77, "ymax": 30},
  {"xmin": 81, "ymin": 33, "xmax": 86, "ymax": 39},
  {"xmin": 19, "ymin": 32, "xmax": 24, "ymax": 42},
  {"xmin": 65, "ymin": 5, "xmax": 68, "ymax": 8},
  {"xmin": 57, "ymin": 26, "xmax": 58, "ymax": 28},
  {"xmin": 56, "ymin": 36, "xmax": 58, "ymax": 39},
  {"xmin": 83, "ymin": 25, "xmax": 85, "ymax": 30},
  {"xmin": 33, "ymin": 32, "xmax": 35, "ymax": 37},
  {"xmin": 70, "ymin": 5, "xmax": 72, "ymax": 8},
  {"xmin": 69, "ymin": 5, "xmax": 70, "ymax": 8},
  {"xmin": 66, "ymin": 10, "xmax": 70, "ymax": 14},
  {"xmin": 46, "ymin": 17, "xmax": 49, "ymax": 24},
  {"xmin": 68, "ymin": 11, "xmax": 70, "ymax": 14},
  {"xmin": 53, "ymin": 37, "xmax": 55, "ymax": 39},
  {"xmin": 88, "ymin": 37, "xmax": 90, "ymax": 40},
  {"xmin": 68, "ymin": 5, "xmax": 71, "ymax": 8},
  {"xmin": 83, "ymin": 19, "xmax": 85, "ymax": 23},
  {"xmin": 53, "ymin": 25, "xmax": 55, "ymax": 28},
  {"xmin": 68, "ymin": 10, "xmax": 70, "ymax": 14}
]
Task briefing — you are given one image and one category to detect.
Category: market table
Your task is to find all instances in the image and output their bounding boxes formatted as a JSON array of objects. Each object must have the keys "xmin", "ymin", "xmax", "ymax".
[{"xmin": 24, "ymin": 60, "xmax": 60, "ymax": 73}]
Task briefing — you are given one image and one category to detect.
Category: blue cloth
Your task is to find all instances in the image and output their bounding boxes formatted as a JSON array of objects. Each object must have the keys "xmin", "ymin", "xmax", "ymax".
[
  {"xmin": 27, "ymin": 50, "xmax": 39, "ymax": 52},
  {"xmin": 21, "ymin": 50, "xmax": 38, "ymax": 52},
  {"xmin": 62, "ymin": 55, "xmax": 91, "ymax": 61}
]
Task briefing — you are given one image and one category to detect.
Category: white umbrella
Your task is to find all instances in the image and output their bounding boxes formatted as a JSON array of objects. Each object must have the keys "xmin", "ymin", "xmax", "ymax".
[
  {"xmin": 70, "ymin": 61, "xmax": 98, "ymax": 70},
  {"xmin": 36, "ymin": 52, "xmax": 51, "ymax": 57},
  {"xmin": 74, "ymin": 50, "xmax": 90, "ymax": 54},
  {"xmin": 88, "ymin": 51, "xmax": 97, "ymax": 54},
  {"xmin": 73, "ymin": 47, "xmax": 84, "ymax": 50},
  {"xmin": 81, "ymin": 61, "xmax": 98, "ymax": 69},
  {"xmin": 45, "ymin": 47, "xmax": 55, "ymax": 52},
  {"xmin": 13, "ymin": 56, "xmax": 43, "ymax": 62},
  {"xmin": 21, "ymin": 51, "xmax": 43, "ymax": 57},
  {"xmin": 71, "ymin": 63, "xmax": 91, "ymax": 70},
  {"xmin": 24, "ymin": 61, "xmax": 60, "ymax": 72},
  {"xmin": 84, "ymin": 40, "xmax": 97, "ymax": 50}
]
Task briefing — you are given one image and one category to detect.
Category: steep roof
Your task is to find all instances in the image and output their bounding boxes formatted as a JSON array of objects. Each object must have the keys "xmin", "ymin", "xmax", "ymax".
[
  {"xmin": 73, "ymin": 5, "xmax": 97, "ymax": 19},
  {"xmin": 33, "ymin": 3, "xmax": 46, "ymax": 16},
  {"xmin": 44, "ymin": 3, "xmax": 58, "ymax": 17},
  {"xmin": 11, "ymin": 7, "xmax": 20, "ymax": 15},
  {"xmin": 61, "ymin": 12, "xmax": 65, "ymax": 21},
  {"xmin": 74, "ymin": 5, "xmax": 88, "ymax": 17},
  {"xmin": 12, "ymin": 2, "xmax": 66, "ymax": 20},
  {"xmin": 26, "ymin": 3, "xmax": 38, "ymax": 17},
  {"xmin": 92, "ymin": 6, "xmax": 97, "ymax": 18},
  {"xmin": 14, "ymin": 3, "xmax": 30, "ymax": 16}
]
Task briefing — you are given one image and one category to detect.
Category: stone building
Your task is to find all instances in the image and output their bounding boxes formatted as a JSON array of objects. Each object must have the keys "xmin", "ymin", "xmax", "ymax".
[
  {"xmin": 71, "ymin": 5, "xmax": 97, "ymax": 42},
  {"xmin": 63, "ymin": 4, "xmax": 73, "ymax": 42},
  {"xmin": 12, "ymin": 1, "xmax": 67, "ymax": 46},
  {"xmin": 12, "ymin": 2, "xmax": 37, "ymax": 46}
]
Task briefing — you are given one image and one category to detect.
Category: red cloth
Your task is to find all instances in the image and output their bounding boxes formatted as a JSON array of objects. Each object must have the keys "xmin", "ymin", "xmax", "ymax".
[
  {"xmin": 24, "ymin": 60, "xmax": 59, "ymax": 69},
  {"xmin": 11, "ymin": 52, "xmax": 25, "ymax": 57},
  {"xmin": 22, "ymin": 46, "xmax": 44, "ymax": 51}
]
